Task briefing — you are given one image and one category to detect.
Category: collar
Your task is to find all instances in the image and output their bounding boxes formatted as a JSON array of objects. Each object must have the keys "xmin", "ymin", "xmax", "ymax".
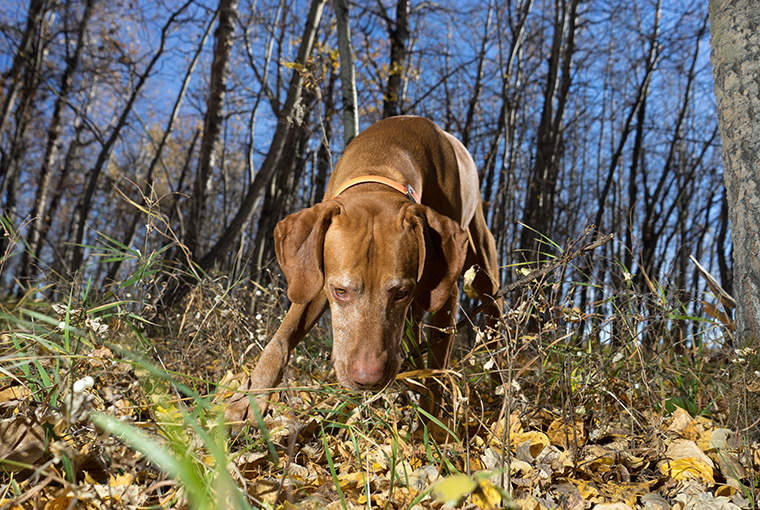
[{"xmin": 331, "ymin": 175, "xmax": 421, "ymax": 204}]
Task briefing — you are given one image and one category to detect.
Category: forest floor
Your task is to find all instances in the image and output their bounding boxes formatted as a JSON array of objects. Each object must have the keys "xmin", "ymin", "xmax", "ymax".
[{"xmin": 1, "ymin": 264, "xmax": 758, "ymax": 510}]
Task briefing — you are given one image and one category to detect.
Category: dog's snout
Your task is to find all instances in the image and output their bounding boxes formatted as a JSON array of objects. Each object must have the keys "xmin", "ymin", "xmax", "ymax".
[{"xmin": 350, "ymin": 354, "xmax": 388, "ymax": 387}]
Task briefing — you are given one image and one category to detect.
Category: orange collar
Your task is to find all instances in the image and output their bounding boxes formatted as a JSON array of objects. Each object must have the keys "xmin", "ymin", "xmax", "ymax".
[{"xmin": 331, "ymin": 175, "xmax": 421, "ymax": 204}]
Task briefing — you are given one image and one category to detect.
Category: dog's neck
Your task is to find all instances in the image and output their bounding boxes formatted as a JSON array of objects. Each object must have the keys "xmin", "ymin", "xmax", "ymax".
[{"xmin": 331, "ymin": 175, "xmax": 420, "ymax": 204}]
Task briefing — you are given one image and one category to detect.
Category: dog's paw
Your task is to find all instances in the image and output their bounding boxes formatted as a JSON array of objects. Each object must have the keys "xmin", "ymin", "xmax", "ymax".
[{"xmin": 223, "ymin": 376, "xmax": 271, "ymax": 432}]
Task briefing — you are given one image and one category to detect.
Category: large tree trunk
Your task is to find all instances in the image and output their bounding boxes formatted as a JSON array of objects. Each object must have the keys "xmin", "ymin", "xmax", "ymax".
[
  {"xmin": 710, "ymin": 0, "xmax": 760, "ymax": 440},
  {"xmin": 185, "ymin": 0, "xmax": 239, "ymax": 259}
]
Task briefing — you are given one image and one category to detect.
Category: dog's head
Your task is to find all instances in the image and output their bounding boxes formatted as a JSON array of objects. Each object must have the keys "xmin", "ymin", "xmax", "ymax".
[{"xmin": 274, "ymin": 197, "xmax": 467, "ymax": 390}]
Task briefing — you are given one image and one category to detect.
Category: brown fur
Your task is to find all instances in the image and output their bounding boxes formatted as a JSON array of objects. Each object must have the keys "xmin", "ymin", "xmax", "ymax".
[{"xmin": 224, "ymin": 116, "xmax": 501, "ymax": 426}]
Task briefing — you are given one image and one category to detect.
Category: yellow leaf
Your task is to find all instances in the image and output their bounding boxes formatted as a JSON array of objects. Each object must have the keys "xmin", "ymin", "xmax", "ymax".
[
  {"xmin": 574, "ymin": 479, "xmax": 600, "ymax": 500},
  {"xmin": 472, "ymin": 478, "xmax": 502, "ymax": 510},
  {"xmin": 43, "ymin": 496, "xmax": 73, "ymax": 510},
  {"xmin": 463, "ymin": 266, "xmax": 478, "ymax": 299},
  {"xmin": 110, "ymin": 473, "xmax": 135, "ymax": 486},
  {"xmin": 337, "ymin": 472, "xmax": 366, "ymax": 488},
  {"xmin": 660, "ymin": 457, "xmax": 715, "ymax": 483},
  {"xmin": 512, "ymin": 431, "xmax": 550, "ymax": 457},
  {"xmin": 0, "ymin": 499, "xmax": 23, "ymax": 510},
  {"xmin": 431, "ymin": 474, "xmax": 478, "ymax": 506},
  {"xmin": 547, "ymin": 418, "xmax": 586, "ymax": 448}
]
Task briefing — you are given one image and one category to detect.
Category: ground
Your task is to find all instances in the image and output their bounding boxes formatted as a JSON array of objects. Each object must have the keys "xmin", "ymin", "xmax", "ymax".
[{"xmin": 1, "ymin": 271, "xmax": 758, "ymax": 510}]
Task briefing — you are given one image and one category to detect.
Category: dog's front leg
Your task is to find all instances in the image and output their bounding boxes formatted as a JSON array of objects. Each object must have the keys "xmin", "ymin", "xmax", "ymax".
[
  {"xmin": 224, "ymin": 293, "xmax": 328, "ymax": 427},
  {"xmin": 421, "ymin": 286, "xmax": 459, "ymax": 418}
]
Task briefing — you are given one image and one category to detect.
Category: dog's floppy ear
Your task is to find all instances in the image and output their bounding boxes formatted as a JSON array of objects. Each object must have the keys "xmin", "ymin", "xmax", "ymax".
[
  {"xmin": 275, "ymin": 201, "xmax": 341, "ymax": 303},
  {"xmin": 405, "ymin": 204, "xmax": 468, "ymax": 312}
]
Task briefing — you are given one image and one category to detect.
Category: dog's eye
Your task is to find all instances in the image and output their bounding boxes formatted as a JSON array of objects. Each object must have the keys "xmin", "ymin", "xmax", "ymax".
[
  {"xmin": 332, "ymin": 287, "xmax": 349, "ymax": 301},
  {"xmin": 395, "ymin": 289, "xmax": 410, "ymax": 301}
]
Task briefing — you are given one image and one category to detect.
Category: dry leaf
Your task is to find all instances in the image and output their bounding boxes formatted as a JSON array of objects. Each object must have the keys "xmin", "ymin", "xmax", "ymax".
[
  {"xmin": 668, "ymin": 407, "xmax": 699, "ymax": 440},
  {"xmin": 0, "ymin": 415, "xmax": 46, "ymax": 468},
  {"xmin": 660, "ymin": 457, "xmax": 715, "ymax": 483}
]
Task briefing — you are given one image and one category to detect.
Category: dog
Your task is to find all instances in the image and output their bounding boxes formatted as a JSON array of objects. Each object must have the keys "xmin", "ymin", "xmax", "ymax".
[{"xmin": 224, "ymin": 116, "xmax": 501, "ymax": 425}]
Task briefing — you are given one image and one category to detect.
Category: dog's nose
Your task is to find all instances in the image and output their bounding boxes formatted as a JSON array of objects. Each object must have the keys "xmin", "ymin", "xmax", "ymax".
[{"xmin": 350, "ymin": 356, "xmax": 386, "ymax": 387}]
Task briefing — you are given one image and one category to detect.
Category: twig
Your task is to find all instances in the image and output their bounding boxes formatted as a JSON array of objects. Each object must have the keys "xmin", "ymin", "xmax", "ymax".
[{"xmin": 456, "ymin": 230, "xmax": 614, "ymax": 330}]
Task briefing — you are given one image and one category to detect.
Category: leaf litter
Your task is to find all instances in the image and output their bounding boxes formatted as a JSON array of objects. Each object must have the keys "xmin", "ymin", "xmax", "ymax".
[{"xmin": 1, "ymin": 278, "xmax": 758, "ymax": 510}]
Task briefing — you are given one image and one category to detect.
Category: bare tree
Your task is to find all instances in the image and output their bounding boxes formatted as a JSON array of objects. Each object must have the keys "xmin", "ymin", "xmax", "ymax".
[
  {"xmin": 0, "ymin": 0, "xmax": 48, "ymax": 140},
  {"xmin": 380, "ymin": 0, "xmax": 409, "ymax": 118},
  {"xmin": 518, "ymin": 0, "xmax": 581, "ymax": 262},
  {"xmin": 334, "ymin": 0, "xmax": 358, "ymax": 145},
  {"xmin": 188, "ymin": 0, "xmax": 329, "ymax": 282},
  {"xmin": 18, "ymin": 0, "xmax": 95, "ymax": 288},
  {"xmin": 67, "ymin": 0, "xmax": 195, "ymax": 274},
  {"xmin": 0, "ymin": 0, "xmax": 51, "ymax": 261},
  {"xmin": 185, "ymin": 0, "xmax": 240, "ymax": 260}
]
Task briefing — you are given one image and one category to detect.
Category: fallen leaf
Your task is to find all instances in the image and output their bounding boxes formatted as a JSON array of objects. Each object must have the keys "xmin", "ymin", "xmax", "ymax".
[
  {"xmin": 0, "ymin": 415, "xmax": 46, "ymax": 468},
  {"xmin": 431, "ymin": 474, "xmax": 477, "ymax": 506},
  {"xmin": 43, "ymin": 496, "xmax": 73, "ymax": 510},
  {"xmin": 547, "ymin": 418, "xmax": 587, "ymax": 449},
  {"xmin": 595, "ymin": 504, "xmax": 633, "ymax": 510},
  {"xmin": 666, "ymin": 439, "xmax": 715, "ymax": 468},
  {"xmin": 668, "ymin": 407, "xmax": 698, "ymax": 440},
  {"xmin": 660, "ymin": 457, "xmax": 715, "ymax": 483},
  {"xmin": 472, "ymin": 477, "xmax": 503, "ymax": 510}
]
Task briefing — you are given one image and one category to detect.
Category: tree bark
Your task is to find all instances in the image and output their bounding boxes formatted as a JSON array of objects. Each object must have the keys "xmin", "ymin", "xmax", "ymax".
[
  {"xmin": 185, "ymin": 0, "xmax": 240, "ymax": 259},
  {"xmin": 710, "ymin": 0, "xmax": 760, "ymax": 439},
  {"xmin": 333, "ymin": 0, "xmax": 358, "ymax": 146},
  {"xmin": 381, "ymin": 0, "xmax": 409, "ymax": 118},
  {"xmin": 18, "ymin": 0, "xmax": 95, "ymax": 289}
]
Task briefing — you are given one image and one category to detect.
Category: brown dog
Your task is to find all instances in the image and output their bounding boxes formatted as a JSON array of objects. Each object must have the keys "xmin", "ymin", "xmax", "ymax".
[{"xmin": 224, "ymin": 116, "xmax": 501, "ymax": 425}]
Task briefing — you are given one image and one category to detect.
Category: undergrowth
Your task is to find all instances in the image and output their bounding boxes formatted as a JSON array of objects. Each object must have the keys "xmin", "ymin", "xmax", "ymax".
[{"xmin": 0, "ymin": 217, "xmax": 756, "ymax": 509}]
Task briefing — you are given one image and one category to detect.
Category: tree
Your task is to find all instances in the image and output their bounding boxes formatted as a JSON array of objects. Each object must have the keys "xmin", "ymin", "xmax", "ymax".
[
  {"xmin": 709, "ymin": 0, "xmax": 760, "ymax": 439},
  {"xmin": 191, "ymin": 0, "xmax": 328, "ymax": 277},
  {"xmin": 518, "ymin": 0, "xmax": 580, "ymax": 262},
  {"xmin": 380, "ymin": 0, "xmax": 410, "ymax": 118},
  {"xmin": 18, "ymin": 0, "xmax": 95, "ymax": 288},
  {"xmin": 185, "ymin": 0, "xmax": 240, "ymax": 259},
  {"xmin": 334, "ymin": 0, "xmax": 358, "ymax": 145}
]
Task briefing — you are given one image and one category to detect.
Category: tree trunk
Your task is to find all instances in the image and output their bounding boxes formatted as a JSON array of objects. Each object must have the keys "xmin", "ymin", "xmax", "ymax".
[
  {"xmin": 185, "ymin": 0, "xmax": 239, "ymax": 259},
  {"xmin": 381, "ymin": 0, "xmax": 409, "ymax": 118},
  {"xmin": 460, "ymin": 0, "xmax": 493, "ymax": 149},
  {"xmin": 313, "ymin": 66, "xmax": 337, "ymax": 205},
  {"xmin": 709, "ymin": 0, "xmax": 760, "ymax": 439},
  {"xmin": 18, "ymin": 0, "xmax": 95, "ymax": 289},
  {"xmin": 187, "ymin": 0, "xmax": 328, "ymax": 283},
  {"xmin": 333, "ymin": 0, "xmax": 358, "ymax": 146},
  {"xmin": 519, "ymin": 0, "xmax": 579, "ymax": 262},
  {"xmin": 0, "ymin": 0, "xmax": 48, "ymax": 141},
  {"xmin": 103, "ymin": 8, "xmax": 217, "ymax": 286},
  {"xmin": 68, "ymin": 0, "xmax": 194, "ymax": 273},
  {"xmin": 0, "ymin": 0, "xmax": 49, "ymax": 279}
]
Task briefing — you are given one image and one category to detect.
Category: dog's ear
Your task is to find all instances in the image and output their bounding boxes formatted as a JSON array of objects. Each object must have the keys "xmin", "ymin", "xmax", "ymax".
[
  {"xmin": 405, "ymin": 205, "xmax": 468, "ymax": 312},
  {"xmin": 275, "ymin": 202, "xmax": 341, "ymax": 303}
]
